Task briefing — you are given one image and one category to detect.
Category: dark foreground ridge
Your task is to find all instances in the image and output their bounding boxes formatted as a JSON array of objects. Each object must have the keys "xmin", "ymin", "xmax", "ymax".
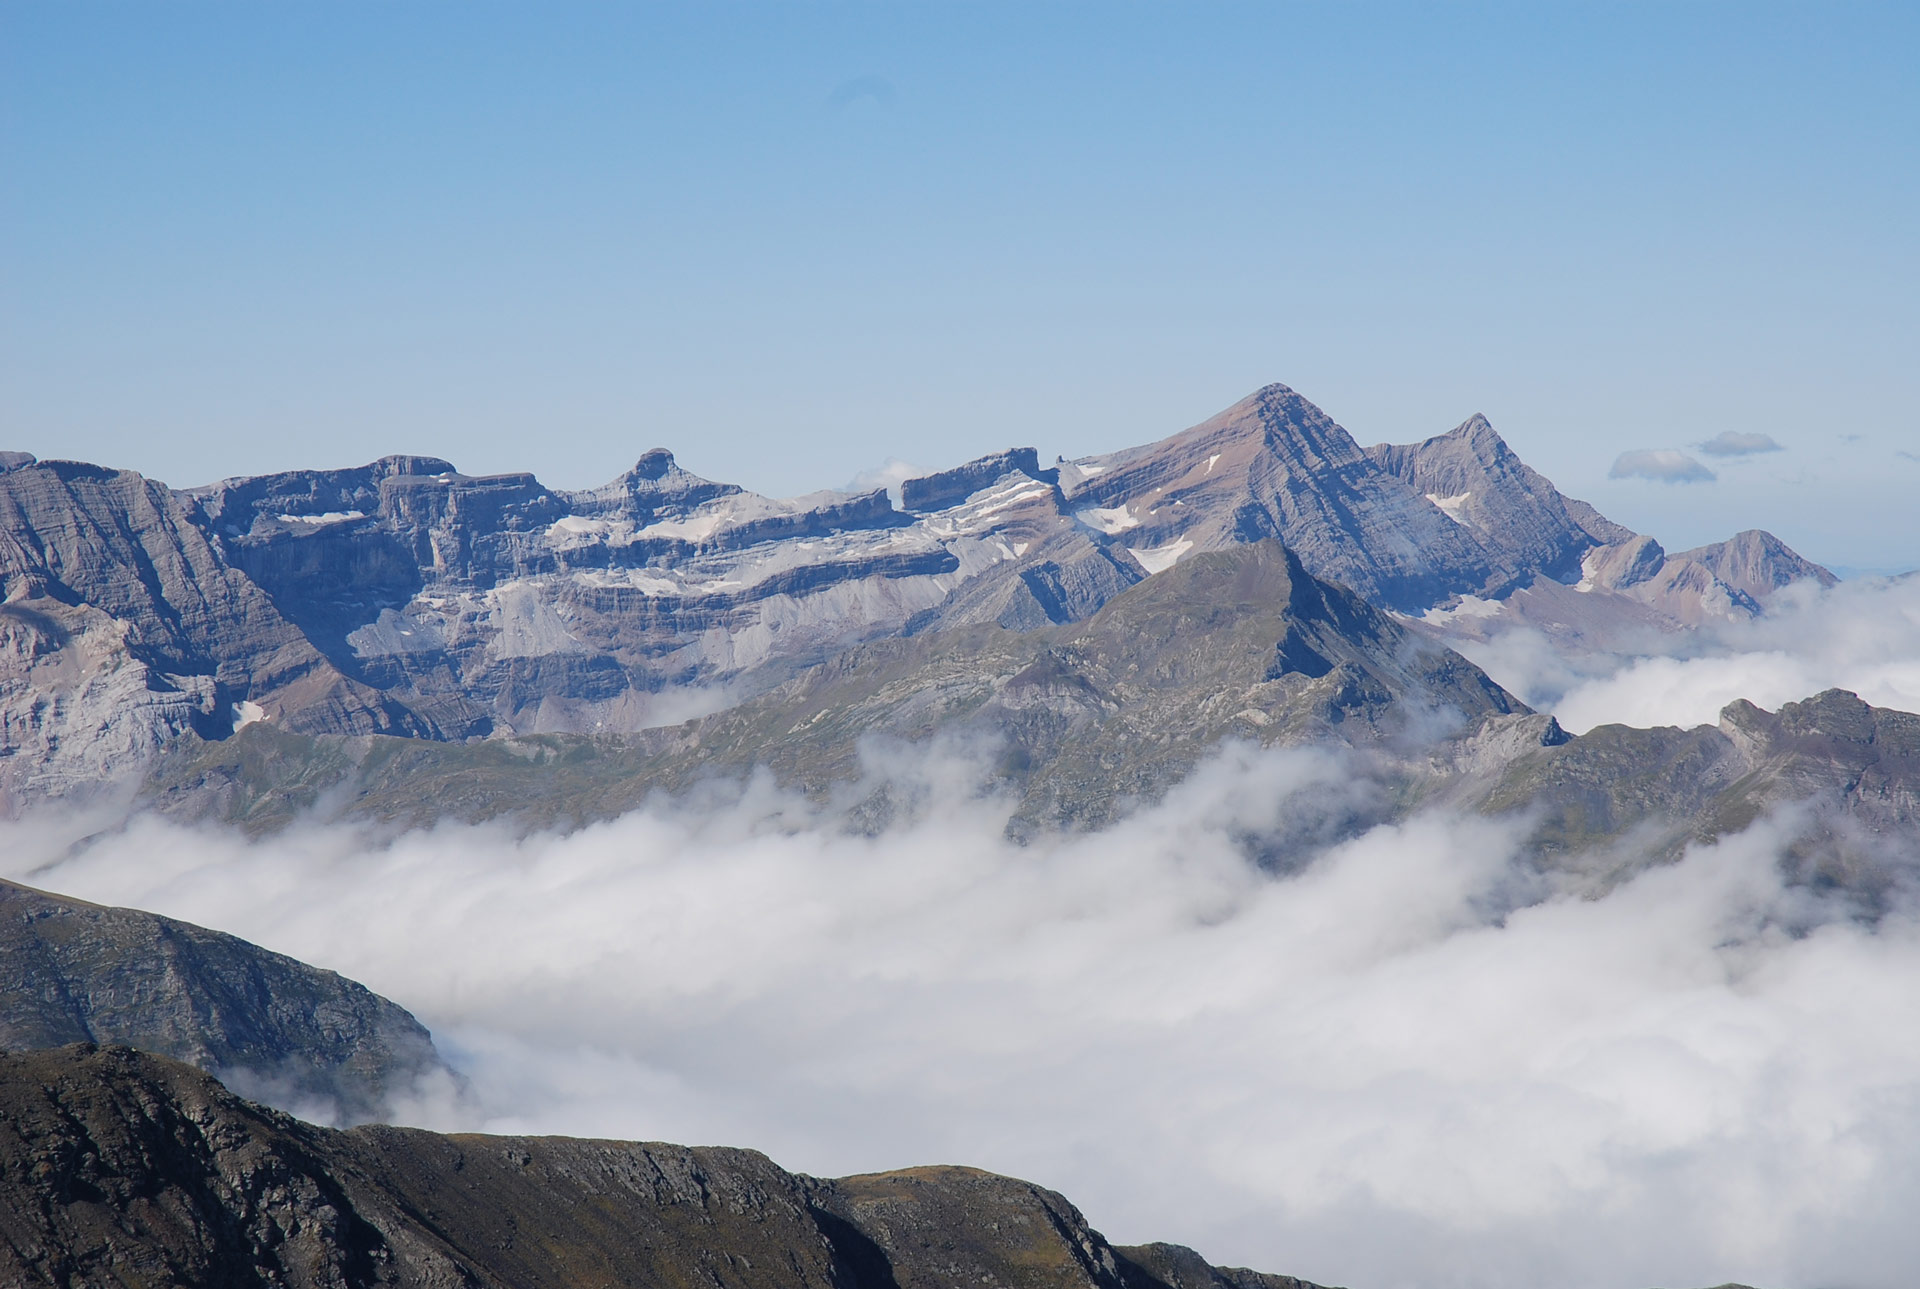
[
  {"xmin": 0, "ymin": 880, "xmax": 455, "ymax": 1125},
  {"xmin": 0, "ymin": 1044, "xmax": 1332, "ymax": 1289}
]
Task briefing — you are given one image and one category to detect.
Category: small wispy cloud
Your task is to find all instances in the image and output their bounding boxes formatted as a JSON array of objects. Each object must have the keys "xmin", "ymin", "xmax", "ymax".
[
  {"xmin": 1697, "ymin": 431, "xmax": 1783, "ymax": 458},
  {"xmin": 846, "ymin": 458, "xmax": 923, "ymax": 507},
  {"xmin": 1609, "ymin": 449, "xmax": 1716, "ymax": 484},
  {"xmin": 1897, "ymin": 450, "xmax": 1919, "ymax": 463},
  {"xmin": 827, "ymin": 75, "xmax": 897, "ymax": 111}
]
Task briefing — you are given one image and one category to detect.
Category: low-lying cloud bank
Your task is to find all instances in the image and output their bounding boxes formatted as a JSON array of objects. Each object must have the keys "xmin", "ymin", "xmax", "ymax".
[
  {"xmin": 9, "ymin": 734, "xmax": 1920, "ymax": 1289},
  {"xmin": 1460, "ymin": 570, "xmax": 1920, "ymax": 735}
]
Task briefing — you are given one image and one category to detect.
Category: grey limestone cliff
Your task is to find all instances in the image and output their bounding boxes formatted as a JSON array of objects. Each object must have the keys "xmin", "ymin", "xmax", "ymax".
[{"xmin": 1677, "ymin": 528, "xmax": 1839, "ymax": 601}]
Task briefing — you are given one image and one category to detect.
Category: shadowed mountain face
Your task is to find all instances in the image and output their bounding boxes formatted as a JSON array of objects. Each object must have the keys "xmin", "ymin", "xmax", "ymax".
[
  {"xmin": 0, "ymin": 384, "xmax": 1829, "ymax": 803},
  {"xmin": 0, "ymin": 1045, "xmax": 1334, "ymax": 1289},
  {"xmin": 140, "ymin": 542, "xmax": 1531, "ymax": 836},
  {"xmin": 0, "ymin": 881, "xmax": 454, "ymax": 1124}
]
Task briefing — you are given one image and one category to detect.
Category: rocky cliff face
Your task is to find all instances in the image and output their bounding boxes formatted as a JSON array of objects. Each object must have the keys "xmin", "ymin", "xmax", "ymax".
[
  {"xmin": 0, "ymin": 881, "xmax": 455, "ymax": 1125},
  {"xmin": 0, "ymin": 1045, "xmax": 1334, "ymax": 1289},
  {"xmin": 0, "ymin": 384, "xmax": 1833, "ymax": 802}
]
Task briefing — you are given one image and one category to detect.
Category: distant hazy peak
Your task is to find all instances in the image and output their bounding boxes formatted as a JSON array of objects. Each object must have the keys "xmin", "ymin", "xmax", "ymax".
[
  {"xmin": 1363, "ymin": 410, "xmax": 1621, "ymax": 588},
  {"xmin": 1678, "ymin": 528, "xmax": 1838, "ymax": 599}
]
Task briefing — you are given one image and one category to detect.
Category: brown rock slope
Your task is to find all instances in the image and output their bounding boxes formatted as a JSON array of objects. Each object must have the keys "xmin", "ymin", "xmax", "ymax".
[{"xmin": 0, "ymin": 1045, "xmax": 1333, "ymax": 1289}]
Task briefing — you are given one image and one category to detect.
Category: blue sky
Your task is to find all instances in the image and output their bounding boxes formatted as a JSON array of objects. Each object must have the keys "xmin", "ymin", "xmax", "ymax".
[{"xmin": 3, "ymin": 2, "xmax": 1915, "ymax": 568}]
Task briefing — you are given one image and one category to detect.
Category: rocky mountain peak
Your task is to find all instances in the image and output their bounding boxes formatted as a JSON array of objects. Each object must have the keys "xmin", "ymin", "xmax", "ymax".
[
  {"xmin": 1055, "ymin": 385, "xmax": 1509, "ymax": 611},
  {"xmin": 633, "ymin": 447, "xmax": 677, "ymax": 479},
  {"xmin": 1441, "ymin": 413, "xmax": 1518, "ymax": 463},
  {"xmin": 1772, "ymin": 687, "xmax": 1883, "ymax": 744},
  {"xmin": 1365, "ymin": 413, "xmax": 1607, "ymax": 587},
  {"xmin": 567, "ymin": 447, "xmax": 744, "ymax": 520},
  {"xmin": 368, "ymin": 454, "xmax": 458, "ymax": 479},
  {"xmin": 1677, "ymin": 528, "xmax": 1838, "ymax": 600},
  {"xmin": 1200, "ymin": 381, "xmax": 1370, "ymax": 472}
]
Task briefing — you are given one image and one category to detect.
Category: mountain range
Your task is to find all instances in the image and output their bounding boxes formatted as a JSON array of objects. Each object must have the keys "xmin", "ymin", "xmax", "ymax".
[
  {"xmin": 0, "ymin": 383, "xmax": 1831, "ymax": 804},
  {"xmin": 0, "ymin": 381, "xmax": 1885, "ymax": 1289}
]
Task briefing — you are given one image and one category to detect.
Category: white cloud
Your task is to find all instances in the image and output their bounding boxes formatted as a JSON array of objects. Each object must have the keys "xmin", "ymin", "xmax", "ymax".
[
  {"xmin": 1609, "ymin": 449, "xmax": 1716, "ymax": 483},
  {"xmin": 8, "ymin": 733, "xmax": 1920, "ymax": 1289},
  {"xmin": 1454, "ymin": 572, "xmax": 1920, "ymax": 734},
  {"xmin": 845, "ymin": 457, "xmax": 923, "ymax": 508},
  {"xmin": 1698, "ymin": 431, "xmax": 1784, "ymax": 458}
]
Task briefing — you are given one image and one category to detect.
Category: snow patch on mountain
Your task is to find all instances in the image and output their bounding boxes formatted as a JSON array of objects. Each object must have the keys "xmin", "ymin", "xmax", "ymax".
[
  {"xmin": 1076, "ymin": 505, "xmax": 1140, "ymax": 535},
  {"xmin": 1425, "ymin": 492, "xmax": 1474, "ymax": 527},
  {"xmin": 1128, "ymin": 538, "xmax": 1194, "ymax": 575}
]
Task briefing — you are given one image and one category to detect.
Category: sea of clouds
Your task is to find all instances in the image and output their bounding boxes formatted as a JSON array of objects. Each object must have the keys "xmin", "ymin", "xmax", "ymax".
[
  {"xmin": 1459, "ymin": 570, "xmax": 1920, "ymax": 735},
  {"xmin": 7, "ymin": 572, "xmax": 1920, "ymax": 1289}
]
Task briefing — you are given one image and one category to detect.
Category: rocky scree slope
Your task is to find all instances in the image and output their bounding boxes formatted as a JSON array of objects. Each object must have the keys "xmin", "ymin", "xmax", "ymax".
[
  {"xmin": 0, "ymin": 1044, "xmax": 1333, "ymax": 1289},
  {"xmin": 0, "ymin": 384, "xmax": 1827, "ymax": 801},
  {"xmin": 0, "ymin": 880, "xmax": 455, "ymax": 1125}
]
